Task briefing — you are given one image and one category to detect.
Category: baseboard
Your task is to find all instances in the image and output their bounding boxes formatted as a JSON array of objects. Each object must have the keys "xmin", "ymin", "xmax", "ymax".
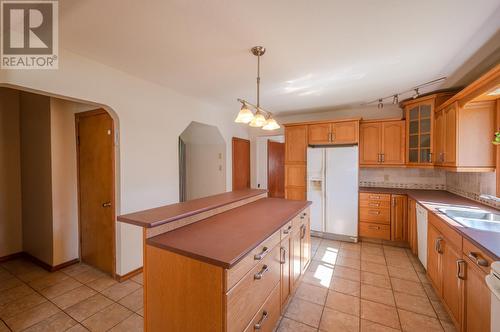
[
  {"xmin": 0, "ymin": 252, "xmax": 24, "ymax": 262},
  {"xmin": 0, "ymin": 252, "xmax": 80, "ymax": 272},
  {"xmin": 116, "ymin": 267, "xmax": 143, "ymax": 282}
]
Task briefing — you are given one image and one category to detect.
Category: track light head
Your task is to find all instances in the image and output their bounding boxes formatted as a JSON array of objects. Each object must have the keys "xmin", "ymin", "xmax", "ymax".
[
  {"xmin": 412, "ymin": 88, "xmax": 420, "ymax": 99},
  {"xmin": 392, "ymin": 94, "xmax": 399, "ymax": 104},
  {"xmin": 377, "ymin": 99, "xmax": 384, "ymax": 109}
]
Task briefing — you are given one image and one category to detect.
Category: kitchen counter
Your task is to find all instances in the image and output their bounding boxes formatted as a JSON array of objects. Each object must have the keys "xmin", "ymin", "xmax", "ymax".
[
  {"xmin": 147, "ymin": 197, "xmax": 311, "ymax": 268},
  {"xmin": 360, "ymin": 187, "xmax": 500, "ymax": 260},
  {"xmin": 117, "ymin": 188, "xmax": 267, "ymax": 228}
]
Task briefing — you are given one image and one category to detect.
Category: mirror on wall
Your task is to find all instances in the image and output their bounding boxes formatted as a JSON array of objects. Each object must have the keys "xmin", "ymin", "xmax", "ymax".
[{"xmin": 179, "ymin": 121, "xmax": 226, "ymax": 202}]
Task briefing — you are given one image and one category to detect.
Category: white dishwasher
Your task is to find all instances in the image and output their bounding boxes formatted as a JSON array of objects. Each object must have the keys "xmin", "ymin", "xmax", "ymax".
[
  {"xmin": 416, "ymin": 204, "xmax": 428, "ymax": 269},
  {"xmin": 486, "ymin": 261, "xmax": 500, "ymax": 332}
]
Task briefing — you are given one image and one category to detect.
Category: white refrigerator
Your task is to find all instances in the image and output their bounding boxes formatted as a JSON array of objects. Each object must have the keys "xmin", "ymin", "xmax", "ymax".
[{"xmin": 307, "ymin": 146, "xmax": 359, "ymax": 242}]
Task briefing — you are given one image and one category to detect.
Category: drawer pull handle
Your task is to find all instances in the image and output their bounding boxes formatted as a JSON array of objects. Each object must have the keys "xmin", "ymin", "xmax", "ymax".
[
  {"xmin": 468, "ymin": 252, "xmax": 488, "ymax": 267},
  {"xmin": 369, "ymin": 203, "xmax": 380, "ymax": 207},
  {"xmin": 456, "ymin": 259, "xmax": 465, "ymax": 280},
  {"xmin": 254, "ymin": 310, "xmax": 268, "ymax": 330},
  {"xmin": 283, "ymin": 225, "xmax": 292, "ymax": 234},
  {"xmin": 280, "ymin": 246, "xmax": 287, "ymax": 264},
  {"xmin": 368, "ymin": 225, "xmax": 380, "ymax": 230},
  {"xmin": 254, "ymin": 265, "xmax": 269, "ymax": 280},
  {"xmin": 300, "ymin": 224, "xmax": 306, "ymax": 239},
  {"xmin": 254, "ymin": 247, "xmax": 269, "ymax": 261},
  {"xmin": 368, "ymin": 211, "xmax": 380, "ymax": 215},
  {"xmin": 435, "ymin": 237, "xmax": 443, "ymax": 254},
  {"xmin": 370, "ymin": 195, "xmax": 381, "ymax": 199}
]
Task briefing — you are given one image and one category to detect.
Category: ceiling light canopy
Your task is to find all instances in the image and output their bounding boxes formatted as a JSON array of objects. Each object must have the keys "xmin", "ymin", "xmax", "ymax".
[{"xmin": 234, "ymin": 46, "xmax": 280, "ymax": 130}]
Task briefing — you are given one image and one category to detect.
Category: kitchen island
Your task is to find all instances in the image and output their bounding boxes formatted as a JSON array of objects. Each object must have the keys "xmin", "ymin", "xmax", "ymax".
[{"xmin": 118, "ymin": 189, "xmax": 311, "ymax": 332}]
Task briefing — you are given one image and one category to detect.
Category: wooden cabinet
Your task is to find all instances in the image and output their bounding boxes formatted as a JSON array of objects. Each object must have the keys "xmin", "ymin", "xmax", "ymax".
[
  {"xmin": 402, "ymin": 93, "xmax": 454, "ymax": 166},
  {"xmin": 390, "ymin": 195, "xmax": 407, "ymax": 242},
  {"xmin": 279, "ymin": 237, "xmax": 291, "ymax": 310},
  {"xmin": 426, "ymin": 222, "xmax": 442, "ymax": 293},
  {"xmin": 300, "ymin": 214, "xmax": 311, "ymax": 274},
  {"xmin": 359, "ymin": 120, "xmax": 405, "ymax": 166},
  {"xmin": 359, "ymin": 193, "xmax": 391, "ymax": 240},
  {"xmin": 407, "ymin": 198, "xmax": 417, "ymax": 255},
  {"xmin": 441, "ymin": 241, "xmax": 463, "ymax": 327},
  {"xmin": 290, "ymin": 224, "xmax": 301, "ymax": 291},
  {"xmin": 308, "ymin": 120, "xmax": 359, "ymax": 145},
  {"xmin": 463, "ymin": 255, "xmax": 491, "ymax": 332},
  {"xmin": 434, "ymin": 100, "xmax": 496, "ymax": 171},
  {"xmin": 284, "ymin": 125, "xmax": 308, "ymax": 200}
]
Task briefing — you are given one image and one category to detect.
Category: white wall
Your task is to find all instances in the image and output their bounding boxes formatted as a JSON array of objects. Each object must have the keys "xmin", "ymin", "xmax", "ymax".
[
  {"xmin": 0, "ymin": 88, "xmax": 22, "ymax": 257},
  {"xmin": 251, "ymin": 135, "xmax": 284, "ymax": 189},
  {"xmin": 50, "ymin": 98, "xmax": 95, "ymax": 266},
  {"xmin": 0, "ymin": 49, "xmax": 248, "ymax": 275}
]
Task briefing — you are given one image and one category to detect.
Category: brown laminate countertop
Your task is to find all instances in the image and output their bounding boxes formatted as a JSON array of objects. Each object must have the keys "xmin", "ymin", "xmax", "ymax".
[
  {"xmin": 117, "ymin": 189, "xmax": 267, "ymax": 228},
  {"xmin": 146, "ymin": 198, "xmax": 311, "ymax": 268},
  {"xmin": 360, "ymin": 187, "xmax": 500, "ymax": 260}
]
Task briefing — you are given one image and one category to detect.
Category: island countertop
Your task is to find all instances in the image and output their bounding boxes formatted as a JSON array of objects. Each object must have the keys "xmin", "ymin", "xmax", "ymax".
[
  {"xmin": 146, "ymin": 197, "xmax": 311, "ymax": 268},
  {"xmin": 360, "ymin": 187, "xmax": 500, "ymax": 260},
  {"xmin": 117, "ymin": 189, "xmax": 267, "ymax": 228}
]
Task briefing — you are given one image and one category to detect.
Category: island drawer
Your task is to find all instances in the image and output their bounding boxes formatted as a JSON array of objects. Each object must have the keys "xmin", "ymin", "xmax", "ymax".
[
  {"xmin": 360, "ymin": 192, "xmax": 391, "ymax": 202},
  {"xmin": 243, "ymin": 282, "xmax": 281, "ymax": 332},
  {"xmin": 359, "ymin": 207, "xmax": 390, "ymax": 224},
  {"xmin": 226, "ymin": 245, "xmax": 281, "ymax": 332},
  {"xmin": 359, "ymin": 222, "xmax": 390, "ymax": 240},
  {"xmin": 226, "ymin": 230, "xmax": 280, "ymax": 291},
  {"xmin": 359, "ymin": 199, "xmax": 391, "ymax": 209},
  {"xmin": 280, "ymin": 221, "xmax": 293, "ymax": 240}
]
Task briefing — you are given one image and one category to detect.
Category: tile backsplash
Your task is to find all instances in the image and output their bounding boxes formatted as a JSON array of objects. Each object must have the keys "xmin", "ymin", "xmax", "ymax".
[
  {"xmin": 359, "ymin": 168, "xmax": 498, "ymax": 208},
  {"xmin": 359, "ymin": 168, "xmax": 446, "ymax": 190}
]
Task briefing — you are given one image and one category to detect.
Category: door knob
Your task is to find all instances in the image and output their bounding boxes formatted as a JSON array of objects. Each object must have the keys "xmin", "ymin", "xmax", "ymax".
[{"xmin": 102, "ymin": 202, "xmax": 112, "ymax": 208}]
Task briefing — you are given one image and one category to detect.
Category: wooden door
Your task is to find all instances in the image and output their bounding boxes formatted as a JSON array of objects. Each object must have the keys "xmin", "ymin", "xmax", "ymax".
[
  {"xmin": 427, "ymin": 223, "xmax": 442, "ymax": 294},
  {"xmin": 464, "ymin": 256, "xmax": 491, "ymax": 332},
  {"xmin": 232, "ymin": 137, "xmax": 250, "ymax": 190},
  {"xmin": 308, "ymin": 123, "xmax": 331, "ymax": 145},
  {"xmin": 390, "ymin": 195, "xmax": 407, "ymax": 241},
  {"xmin": 441, "ymin": 241, "xmax": 463, "ymax": 327},
  {"xmin": 76, "ymin": 110, "xmax": 115, "ymax": 275},
  {"xmin": 381, "ymin": 121, "xmax": 405, "ymax": 165},
  {"xmin": 280, "ymin": 237, "xmax": 291, "ymax": 310},
  {"xmin": 290, "ymin": 228, "xmax": 302, "ymax": 291},
  {"xmin": 444, "ymin": 103, "xmax": 457, "ymax": 166},
  {"xmin": 434, "ymin": 110, "xmax": 445, "ymax": 165},
  {"xmin": 332, "ymin": 121, "xmax": 359, "ymax": 144},
  {"xmin": 359, "ymin": 123, "xmax": 382, "ymax": 165},
  {"xmin": 285, "ymin": 125, "xmax": 308, "ymax": 163},
  {"xmin": 267, "ymin": 141, "xmax": 285, "ymax": 198}
]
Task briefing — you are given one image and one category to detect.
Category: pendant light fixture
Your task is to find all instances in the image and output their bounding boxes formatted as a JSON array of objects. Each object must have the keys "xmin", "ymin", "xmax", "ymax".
[{"xmin": 235, "ymin": 46, "xmax": 280, "ymax": 131}]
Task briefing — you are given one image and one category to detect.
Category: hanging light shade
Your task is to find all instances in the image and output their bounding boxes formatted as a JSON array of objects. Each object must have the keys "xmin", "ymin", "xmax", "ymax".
[
  {"xmin": 249, "ymin": 110, "xmax": 266, "ymax": 127},
  {"xmin": 262, "ymin": 117, "xmax": 280, "ymax": 130},
  {"xmin": 234, "ymin": 104, "xmax": 254, "ymax": 123}
]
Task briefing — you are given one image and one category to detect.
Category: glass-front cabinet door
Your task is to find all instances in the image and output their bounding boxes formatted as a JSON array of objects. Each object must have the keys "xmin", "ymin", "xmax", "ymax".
[{"xmin": 406, "ymin": 101, "xmax": 433, "ymax": 165}]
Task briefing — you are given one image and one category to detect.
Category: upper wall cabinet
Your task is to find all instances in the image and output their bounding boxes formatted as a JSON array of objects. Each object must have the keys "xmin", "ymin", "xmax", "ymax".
[
  {"xmin": 433, "ymin": 65, "xmax": 500, "ymax": 172},
  {"xmin": 402, "ymin": 93, "xmax": 455, "ymax": 166},
  {"xmin": 359, "ymin": 119, "xmax": 405, "ymax": 166},
  {"xmin": 308, "ymin": 120, "xmax": 359, "ymax": 145}
]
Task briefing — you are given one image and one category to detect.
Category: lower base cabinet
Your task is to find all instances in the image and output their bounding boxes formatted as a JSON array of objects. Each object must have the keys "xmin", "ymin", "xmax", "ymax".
[{"xmin": 463, "ymin": 255, "xmax": 491, "ymax": 332}]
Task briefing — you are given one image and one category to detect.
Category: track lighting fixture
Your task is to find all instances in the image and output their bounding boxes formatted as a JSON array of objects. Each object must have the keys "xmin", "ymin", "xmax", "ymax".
[
  {"xmin": 412, "ymin": 88, "xmax": 420, "ymax": 99},
  {"xmin": 366, "ymin": 77, "xmax": 446, "ymax": 107},
  {"xmin": 235, "ymin": 46, "xmax": 280, "ymax": 130},
  {"xmin": 392, "ymin": 94, "xmax": 399, "ymax": 104},
  {"xmin": 377, "ymin": 99, "xmax": 384, "ymax": 109}
]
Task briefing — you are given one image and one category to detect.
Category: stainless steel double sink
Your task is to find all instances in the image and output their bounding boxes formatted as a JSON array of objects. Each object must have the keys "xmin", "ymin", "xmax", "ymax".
[{"xmin": 437, "ymin": 207, "xmax": 500, "ymax": 232}]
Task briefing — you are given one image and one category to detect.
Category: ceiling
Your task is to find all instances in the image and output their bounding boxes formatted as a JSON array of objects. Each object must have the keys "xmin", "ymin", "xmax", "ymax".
[{"xmin": 59, "ymin": 0, "xmax": 500, "ymax": 113}]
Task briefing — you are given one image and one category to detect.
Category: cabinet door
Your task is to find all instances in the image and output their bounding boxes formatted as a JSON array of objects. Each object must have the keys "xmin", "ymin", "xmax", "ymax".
[
  {"xmin": 427, "ymin": 223, "xmax": 442, "ymax": 294},
  {"xmin": 285, "ymin": 126, "xmax": 308, "ymax": 163},
  {"xmin": 434, "ymin": 110, "xmax": 445, "ymax": 165},
  {"xmin": 290, "ymin": 228, "xmax": 302, "ymax": 292},
  {"xmin": 280, "ymin": 237, "xmax": 291, "ymax": 310},
  {"xmin": 441, "ymin": 242, "xmax": 463, "ymax": 326},
  {"xmin": 390, "ymin": 195, "xmax": 407, "ymax": 241},
  {"xmin": 359, "ymin": 123, "xmax": 382, "ymax": 165},
  {"xmin": 308, "ymin": 123, "xmax": 331, "ymax": 145},
  {"xmin": 407, "ymin": 103, "xmax": 434, "ymax": 164},
  {"xmin": 332, "ymin": 121, "xmax": 358, "ymax": 144},
  {"xmin": 443, "ymin": 103, "xmax": 457, "ymax": 166},
  {"xmin": 382, "ymin": 121, "xmax": 405, "ymax": 165},
  {"xmin": 284, "ymin": 165, "xmax": 306, "ymax": 201},
  {"xmin": 300, "ymin": 219, "xmax": 311, "ymax": 274},
  {"xmin": 407, "ymin": 198, "xmax": 418, "ymax": 255},
  {"xmin": 464, "ymin": 256, "xmax": 491, "ymax": 332}
]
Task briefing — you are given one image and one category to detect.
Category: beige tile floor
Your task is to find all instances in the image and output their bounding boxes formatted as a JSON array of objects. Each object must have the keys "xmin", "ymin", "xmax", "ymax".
[
  {"xmin": 0, "ymin": 259, "xmax": 143, "ymax": 331},
  {"xmin": 276, "ymin": 236, "xmax": 458, "ymax": 332},
  {"xmin": 0, "ymin": 237, "xmax": 457, "ymax": 332}
]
